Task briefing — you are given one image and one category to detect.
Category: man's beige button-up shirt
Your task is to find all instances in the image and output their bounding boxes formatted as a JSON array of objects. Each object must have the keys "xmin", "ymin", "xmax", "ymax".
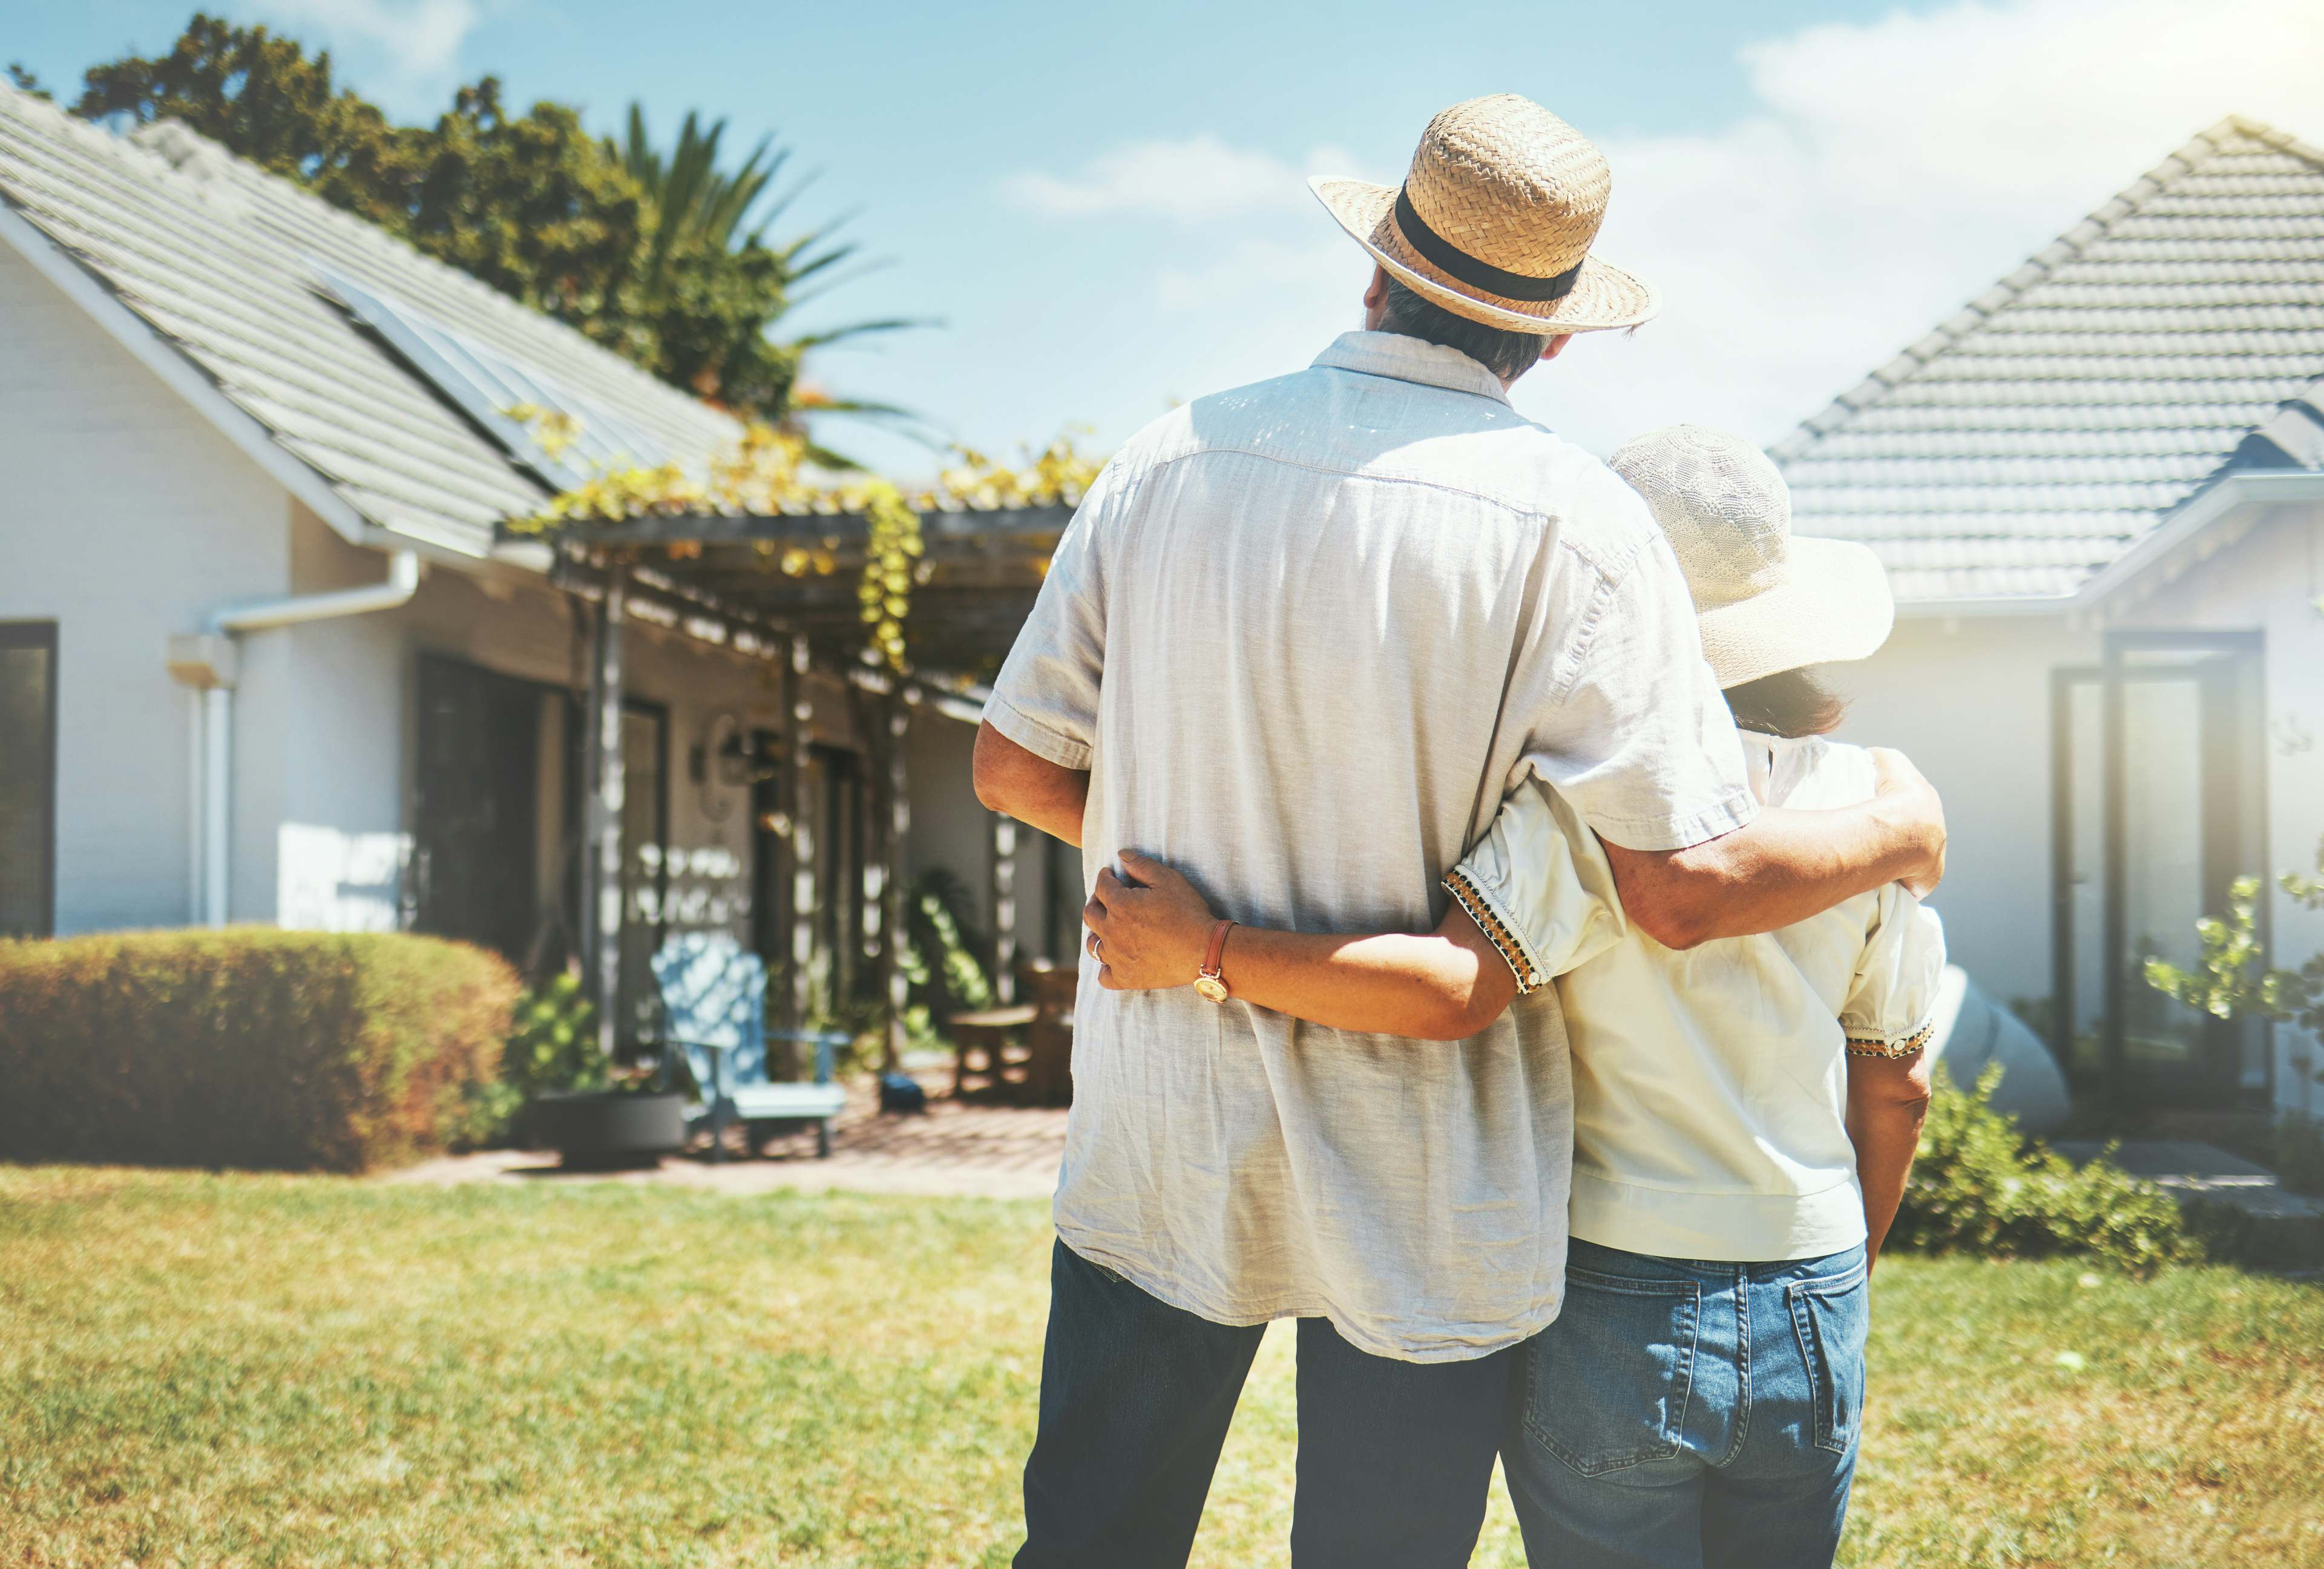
[{"xmin": 986, "ymin": 331, "xmax": 1755, "ymax": 1361}]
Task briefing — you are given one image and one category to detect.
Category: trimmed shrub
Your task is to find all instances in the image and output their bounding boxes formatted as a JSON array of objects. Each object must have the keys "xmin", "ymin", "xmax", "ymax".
[
  {"xmin": 1891, "ymin": 1065, "xmax": 2196, "ymax": 1277},
  {"xmin": 0, "ymin": 928, "xmax": 519, "ymax": 1173}
]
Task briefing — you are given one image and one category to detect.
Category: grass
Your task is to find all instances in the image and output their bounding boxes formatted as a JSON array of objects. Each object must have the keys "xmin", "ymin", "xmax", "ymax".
[{"xmin": 1, "ymin": 1167, "xmax": 2319, "ymax": 1567}]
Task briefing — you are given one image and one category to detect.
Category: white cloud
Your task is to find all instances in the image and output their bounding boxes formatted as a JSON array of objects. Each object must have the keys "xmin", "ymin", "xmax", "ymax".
[
  {"xmin": 242, "ymin": 0, "xmax": 484, "ymax": 88},
  {"xmin": 1520, "ymin": 0, "xmax": 2324, "ymax": 451},
  {"xmin": 1157, "ymin": 236, "xmax": 1350, "ymax": 309},
  {"xmin": 1043, "ymin": 0, "xmax": 2324, "ymax": 457},
  {"xmin": 1005, "ymin": 136, "xmax": 1364, "ymax": 221}
]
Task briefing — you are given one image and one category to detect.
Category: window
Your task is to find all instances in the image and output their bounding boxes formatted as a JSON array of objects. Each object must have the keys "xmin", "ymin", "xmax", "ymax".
[
  {"xmin": 308, "ymin": 262, "xmax": 683, "ymax": 491},
  {"xmin": 0, "ymin": 622, "xmax": 57, "ymax": 937}
]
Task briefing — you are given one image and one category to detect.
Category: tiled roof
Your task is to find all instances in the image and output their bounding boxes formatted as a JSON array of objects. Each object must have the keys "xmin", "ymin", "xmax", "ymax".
[
  {"xmin": 1772, "ymin": 116, "xmax": 2324, "ymax": 604},
  {"xmin": 0, "ymin": 83, "xmax": 741, "ymax": 557}
]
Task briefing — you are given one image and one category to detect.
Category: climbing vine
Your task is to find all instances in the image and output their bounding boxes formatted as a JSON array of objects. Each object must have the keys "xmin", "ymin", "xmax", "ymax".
[{"xmin": 502, "ymin": 412, "xmax": 1100, "ymax": 672}]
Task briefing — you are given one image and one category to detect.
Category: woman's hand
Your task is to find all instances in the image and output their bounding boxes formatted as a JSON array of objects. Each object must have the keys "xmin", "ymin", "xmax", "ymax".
[{"xmin": 1083, "ymin": 850, "xmax": 1218, "ymax": 991}]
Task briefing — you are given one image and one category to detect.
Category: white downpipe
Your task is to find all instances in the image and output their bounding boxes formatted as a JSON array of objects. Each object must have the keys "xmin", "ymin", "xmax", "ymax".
[
  {"xmin": 203, "ymin": 686, "xmax": 232, "ymax": 926},
  {"xmin": 186, "ymin": 687, "xmax": 206, "ymax": 924},
  {"xmin": 195, "ymin": 550, "xmax": 422, "ymax": 928}
]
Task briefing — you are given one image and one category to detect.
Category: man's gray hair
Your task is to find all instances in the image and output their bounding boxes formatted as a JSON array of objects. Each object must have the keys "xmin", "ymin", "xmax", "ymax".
[{"xmin": 1377, "ymin": 277, "xmax": 1554, "ymax": 382}]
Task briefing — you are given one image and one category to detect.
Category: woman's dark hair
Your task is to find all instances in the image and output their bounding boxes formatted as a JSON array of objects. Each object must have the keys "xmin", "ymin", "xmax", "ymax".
[
  {"xmin": 1721, "ymin": 666, "xmax": 1849, "ymax": 739},
  {"xmin": 1377, "ymin": 277, "xmax": 1554, "ymax": 382}
]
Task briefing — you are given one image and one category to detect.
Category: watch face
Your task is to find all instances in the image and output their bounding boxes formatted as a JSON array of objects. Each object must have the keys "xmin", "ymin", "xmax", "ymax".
[{"xmin": 1193, "ymin": 975, "xmax": 1230, "ymax": 1004}]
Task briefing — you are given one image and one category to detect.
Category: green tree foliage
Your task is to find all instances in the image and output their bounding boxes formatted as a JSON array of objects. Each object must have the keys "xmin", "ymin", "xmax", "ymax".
[
  {"xmin": 68, "ymin": 14, "xmax": 907, "ymax": 425},
  {"xmin": 2145, "ymin": 838, "xmax": 2324, "ymax": 1057}
]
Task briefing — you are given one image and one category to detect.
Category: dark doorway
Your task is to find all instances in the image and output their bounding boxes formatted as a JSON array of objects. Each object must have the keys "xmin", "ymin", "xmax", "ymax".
[
  {"xmin": 412, "ymin": 654, "xmax": 547, "ymax": 962},
  {"xmin": 749, "ymin": 726, "xmax": 789, "ymax": 972},
  {"xmin": 0, "ymin": 621, "xmax": 57, "ymax": 938}
]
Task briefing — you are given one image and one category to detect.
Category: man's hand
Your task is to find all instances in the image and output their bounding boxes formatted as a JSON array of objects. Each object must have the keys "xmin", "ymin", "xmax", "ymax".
[
  {"xmin": 1083, "ymin": 850, "xmax": 1217, "ymax": 991},
  {"xmin": 1868, "ymin": 748, "xmax": 1946, "ymax": 899}
]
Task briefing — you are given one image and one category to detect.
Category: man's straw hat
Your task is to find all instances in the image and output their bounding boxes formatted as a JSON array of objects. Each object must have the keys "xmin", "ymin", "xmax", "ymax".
[
  {"xmin": 1310, "ymin": 94, "xmax": 1655, "ymax": 335},
  {"xmin": 1610, "ymin": 425, "xmax": 1894, "ymax": 689}
]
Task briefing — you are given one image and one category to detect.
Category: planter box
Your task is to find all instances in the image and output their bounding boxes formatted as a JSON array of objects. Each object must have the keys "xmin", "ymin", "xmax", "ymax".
[{"xmin": 530, "ymin": 1089, "xmax": 688, "ymax": 1168}]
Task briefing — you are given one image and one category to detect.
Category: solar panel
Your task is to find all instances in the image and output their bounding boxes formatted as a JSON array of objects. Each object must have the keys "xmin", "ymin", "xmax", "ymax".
[{"xmin": 308, "ymin": 260, "xmax": 683, "ymax": 494}]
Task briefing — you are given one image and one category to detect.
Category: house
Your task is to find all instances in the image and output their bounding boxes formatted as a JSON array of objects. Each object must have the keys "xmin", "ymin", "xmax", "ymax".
[
  {"xmin": 1779, "ymin": 116, "xmax": 2324, "ymax": 1126},
  {"xmin": 0, "ymin": 83, "xmax": 1083, "ymax": 1041}
]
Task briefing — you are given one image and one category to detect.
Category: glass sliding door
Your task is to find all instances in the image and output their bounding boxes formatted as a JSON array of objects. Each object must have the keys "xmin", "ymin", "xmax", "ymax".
[
  {"xmin": 0, "ymin": 623, "xmax": 57, "ymax": 937},
  {"xmin": 2052, "ymin": 631, "xmax": 2266, "ymax": 1116}
]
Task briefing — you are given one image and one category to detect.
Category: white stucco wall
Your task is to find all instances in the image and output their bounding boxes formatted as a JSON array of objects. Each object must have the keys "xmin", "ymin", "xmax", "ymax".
[
  {"xmin": 1832, "ymin": 615, "xmax": 2098, "ymax": 1010},
  {"xmin": 2116, "ymin": 503, "xmax": 2324, "ymax": 1120},
  {"xmin": 0, "ymin": 241, "xmax": 298, "ymax": 933}
]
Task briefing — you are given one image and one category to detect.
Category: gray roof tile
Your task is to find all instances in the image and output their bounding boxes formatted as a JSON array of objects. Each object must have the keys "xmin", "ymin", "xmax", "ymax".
[{"xmin": 1777, "ymin": 116, "xmax": 2324, "ymax": 601}]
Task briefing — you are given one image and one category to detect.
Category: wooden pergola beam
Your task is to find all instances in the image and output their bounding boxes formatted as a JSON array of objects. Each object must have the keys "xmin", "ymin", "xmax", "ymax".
[{"xmin": 497, "ymin": 503, "xmax": 1075, "ymax": 552}]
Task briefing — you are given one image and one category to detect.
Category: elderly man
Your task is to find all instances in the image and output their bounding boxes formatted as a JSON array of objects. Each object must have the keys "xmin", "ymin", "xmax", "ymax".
[{"xmin": 977, "ymin": 94, "xmax": 1945, "ymax": 1568}]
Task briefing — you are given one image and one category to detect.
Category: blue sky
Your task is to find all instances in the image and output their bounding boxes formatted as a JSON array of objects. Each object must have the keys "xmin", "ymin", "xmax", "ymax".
[{"xmin": 13, "ymin": 0, "xmax": 2324, "ymax": 476}]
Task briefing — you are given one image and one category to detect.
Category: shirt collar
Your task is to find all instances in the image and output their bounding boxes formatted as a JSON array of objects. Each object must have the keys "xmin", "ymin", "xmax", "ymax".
[{"xmin": 1311, "ymin": 330, "xmax": 1512, "ymax": 405}]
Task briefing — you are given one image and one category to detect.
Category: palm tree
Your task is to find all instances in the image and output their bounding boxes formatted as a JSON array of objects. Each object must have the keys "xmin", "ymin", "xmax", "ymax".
[{"xmin": 616, "ymin": 106, "xmax": 928, "ymax": 461}]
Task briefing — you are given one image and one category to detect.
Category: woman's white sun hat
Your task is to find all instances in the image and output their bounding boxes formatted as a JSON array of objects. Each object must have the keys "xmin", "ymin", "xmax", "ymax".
[
  {"xmin": 1610, "ymin": 424, "xmax": 1895, "ymax": 689},
  {"xmin": 1310, "ymin": 93, "xmax": 1656, "ymax": 335}
]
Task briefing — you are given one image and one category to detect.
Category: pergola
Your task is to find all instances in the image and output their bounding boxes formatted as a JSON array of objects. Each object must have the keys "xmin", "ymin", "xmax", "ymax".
[{"xmin": 507, "ymin": 500, "xmax": 1077, "ymax": 1063}]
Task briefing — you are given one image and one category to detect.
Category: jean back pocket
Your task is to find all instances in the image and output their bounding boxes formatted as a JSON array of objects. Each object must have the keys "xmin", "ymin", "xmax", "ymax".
[
  {"xmin": 1787, "ymin": 1260, "xmax": 1869, "ymax": 1456},
  {"xmin": 1521, "ymin": 1266, "xmax": 1701, "ymax": 1476}
]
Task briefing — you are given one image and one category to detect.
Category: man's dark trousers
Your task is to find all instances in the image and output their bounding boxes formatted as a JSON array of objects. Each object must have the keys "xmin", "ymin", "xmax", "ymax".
[{"xmin": 1015, "ymin": 1239, "xmax": 1514, "ymax": 1568}]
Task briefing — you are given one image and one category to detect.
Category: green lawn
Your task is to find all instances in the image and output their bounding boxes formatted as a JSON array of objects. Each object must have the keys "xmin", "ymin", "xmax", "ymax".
[{"xmin": 2, "ymin": 1168, "xmax": 2317, "ymax": 1568}]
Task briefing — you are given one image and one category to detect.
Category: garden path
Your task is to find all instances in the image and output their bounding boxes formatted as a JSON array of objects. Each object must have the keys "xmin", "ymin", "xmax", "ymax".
[{"xmin": 387, "ymin": 1070, "xmax": 1066, "ymax": 1199}]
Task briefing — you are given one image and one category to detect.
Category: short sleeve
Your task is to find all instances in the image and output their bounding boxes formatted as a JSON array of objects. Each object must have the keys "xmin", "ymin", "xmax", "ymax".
[
  {"xmin": 1840, "ymin": 888, "xmax": 1947, "ymax": 1053},
  {"xmin": 983, "ymin": 473, "xmax": 1115, "ymax": 770},
  {"xmin": 1517, "ymin": 526, "xmax": 1756, "ymax": 853},
  {"xmin": 1443, "ymin": 778, "xmax": 1627, "ymax": 994}
]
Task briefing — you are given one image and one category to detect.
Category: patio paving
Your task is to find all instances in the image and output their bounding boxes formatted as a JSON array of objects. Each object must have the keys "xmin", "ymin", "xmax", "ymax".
[
  {"xmin": 2049, "ymin": 1138, "xmax": 2324, "ymax": 1222},
  {"xmin": 387, "ymin": 1072, "xmax": 1066, "ymax": 1199}
]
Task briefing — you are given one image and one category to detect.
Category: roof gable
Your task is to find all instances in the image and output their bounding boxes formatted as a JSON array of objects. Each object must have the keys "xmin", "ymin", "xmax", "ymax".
[
  {"xmin": 1772, "ymin": 116, "xmax": 2324, "ymax": 604},
  {"xmin": 0, "ymin": 84, "xmax": 741, "ymax": 557}
]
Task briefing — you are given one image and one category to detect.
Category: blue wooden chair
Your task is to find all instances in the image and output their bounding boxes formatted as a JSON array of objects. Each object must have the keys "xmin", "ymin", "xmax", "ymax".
[{"xmin": 652, "ymin": 931, "xmax": 848, "ymax": 1159}]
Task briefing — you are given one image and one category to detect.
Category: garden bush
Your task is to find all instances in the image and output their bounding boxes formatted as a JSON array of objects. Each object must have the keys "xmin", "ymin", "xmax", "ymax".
[
  {"xmin": 1891, "ymin": 1065, "xmax": 2196, "ymax": 1276},
  {"xmin": 446, "ymin": 971, "xmax": 606, "ymax": 1147},
  {"xmin": 0, "ymin": 928, "xmax": 519, "ymax": 1173}
]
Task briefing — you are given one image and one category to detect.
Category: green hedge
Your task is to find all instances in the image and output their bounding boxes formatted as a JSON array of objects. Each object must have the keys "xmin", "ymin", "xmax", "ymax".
[{"xmin": 0, "ymin": 929, "xmax": 519, "ymax": 1173}]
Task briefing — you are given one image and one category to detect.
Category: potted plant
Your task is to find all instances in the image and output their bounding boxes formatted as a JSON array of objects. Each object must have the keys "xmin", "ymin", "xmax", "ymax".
[{"xmin": 506, "ymin": 974, "xmax": 688, "ymax": 1167}]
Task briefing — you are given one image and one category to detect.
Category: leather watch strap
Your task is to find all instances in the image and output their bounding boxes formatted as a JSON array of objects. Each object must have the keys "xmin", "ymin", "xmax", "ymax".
[{"xmin": 1201, "ymin": 919, "xmax": 1235, "ymax": 980}]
